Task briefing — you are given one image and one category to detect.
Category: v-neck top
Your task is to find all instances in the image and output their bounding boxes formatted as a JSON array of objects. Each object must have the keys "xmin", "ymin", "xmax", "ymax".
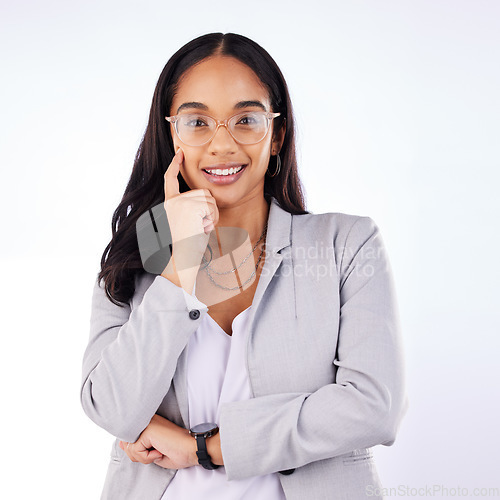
[{"xmin": 161, "ymin": 293, "xmax": 287, "ymax": 499}]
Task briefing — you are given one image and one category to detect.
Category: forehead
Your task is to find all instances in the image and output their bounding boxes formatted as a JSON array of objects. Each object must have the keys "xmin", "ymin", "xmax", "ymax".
[{"xmin": 171, "ymin": 56, "xmax": 271, "ymax": 114}]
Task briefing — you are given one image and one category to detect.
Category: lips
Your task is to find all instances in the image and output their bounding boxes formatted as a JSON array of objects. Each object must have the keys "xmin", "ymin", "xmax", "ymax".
[{"xmin": 201, "ymin": 163, "xmax": 247, "ymax": 185}]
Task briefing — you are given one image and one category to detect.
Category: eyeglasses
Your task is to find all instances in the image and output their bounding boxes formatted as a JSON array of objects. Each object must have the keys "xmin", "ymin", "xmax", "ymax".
[{"xmin": 165, "ymin": 111, "xmax": 281, "ymax": 147}]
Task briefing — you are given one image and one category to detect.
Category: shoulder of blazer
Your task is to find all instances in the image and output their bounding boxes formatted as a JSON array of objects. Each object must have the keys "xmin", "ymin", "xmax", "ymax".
[
  {"xmin": 289, "ymin": 205, "xmax": 375, "ymax": 251},
  {"xmin": 269, "ymin": 196, "xmax": 369, "ymax": 245},
  {"xmin": 287, "ymin": 206, "xmax": 380, "ymax": 284}
]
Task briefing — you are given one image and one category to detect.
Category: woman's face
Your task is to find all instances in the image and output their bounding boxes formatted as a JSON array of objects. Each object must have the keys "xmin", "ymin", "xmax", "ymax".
[{"xmin": 168, "ymin": 55, "xmax": 284, "ymax": 208}]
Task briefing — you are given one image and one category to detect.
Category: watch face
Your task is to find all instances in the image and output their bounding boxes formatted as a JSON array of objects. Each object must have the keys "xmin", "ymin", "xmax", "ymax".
[{"xmin": 191, "ymin": 422, "xmax": 218, "ymax": 434}]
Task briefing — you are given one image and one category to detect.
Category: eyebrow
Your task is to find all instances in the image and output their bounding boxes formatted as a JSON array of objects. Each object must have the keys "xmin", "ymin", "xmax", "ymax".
[
  {"xmin": 176, "ymin": 102, "xmax": 208, "ymax": 113},
  {"xmin": 176, "ymin": 100, "xmax": 267, "ymax": 114},
  {"xmin": 234, "ymin": 100, "xmax": 267, "ymax": 111}
]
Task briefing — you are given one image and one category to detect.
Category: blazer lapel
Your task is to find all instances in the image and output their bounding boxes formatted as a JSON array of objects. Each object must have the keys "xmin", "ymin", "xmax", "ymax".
[{"xmin": 245, "ymin": 197, "xmax": 293, "ymax": 329}]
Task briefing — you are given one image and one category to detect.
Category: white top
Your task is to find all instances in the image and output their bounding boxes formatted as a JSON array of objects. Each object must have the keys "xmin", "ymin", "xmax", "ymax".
[{"xmin": 161, "ymin": 291, "xmax": 287, "ymax": 499}]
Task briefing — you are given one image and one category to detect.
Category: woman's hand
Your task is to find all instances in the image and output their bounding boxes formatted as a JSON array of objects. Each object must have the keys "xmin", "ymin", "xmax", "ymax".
[
  {"xmin": 161, "ymin": 148, "xmax": 219, "ymax": 294},
  {"xmin": 164, "ymin": 148, "xmax": 219, "ymax": 256},
  {"xmin": 119, "ymin": 414, "xmax": 198, "ymax": 470}
]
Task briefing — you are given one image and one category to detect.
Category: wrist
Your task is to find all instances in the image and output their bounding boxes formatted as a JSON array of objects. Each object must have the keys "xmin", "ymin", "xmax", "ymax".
[
  {"xmin": 161, "ymin": 254, "xmax": 200, "ymax": 295},
  {"xmin": 188, "ymin": 432, "xmax": 200, "ymax": 467},
  {"xmin": 206, "ymin": 431, "xmax": 224, "ymax": 466}
]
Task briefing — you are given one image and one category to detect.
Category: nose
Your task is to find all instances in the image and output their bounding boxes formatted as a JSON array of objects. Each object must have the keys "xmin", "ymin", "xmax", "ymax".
[{"xmin": 207, "ymin": 124, "xmax": 238, "ymax": 155}]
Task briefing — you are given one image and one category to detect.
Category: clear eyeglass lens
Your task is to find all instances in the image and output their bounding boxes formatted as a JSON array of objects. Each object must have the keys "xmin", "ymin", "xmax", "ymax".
[{"xmin": 176, "ymin": 112, "xmax": 268, "ymax": 145}]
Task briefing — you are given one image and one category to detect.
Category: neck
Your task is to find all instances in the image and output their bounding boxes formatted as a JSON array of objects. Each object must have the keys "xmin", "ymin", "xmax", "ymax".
[{"xmin": 214, "ymin": 194, "xmax": 270, "ymax": 245}]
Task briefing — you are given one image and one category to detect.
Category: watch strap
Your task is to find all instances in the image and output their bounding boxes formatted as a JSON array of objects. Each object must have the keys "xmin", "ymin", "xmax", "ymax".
[{"xmin": 195, "ymin": 434, "xmax": 220, "ymax": 470}]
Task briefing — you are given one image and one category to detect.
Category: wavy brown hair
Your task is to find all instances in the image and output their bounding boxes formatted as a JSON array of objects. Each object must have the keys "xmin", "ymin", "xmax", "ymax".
[{"xmin": 98, "ymin": 32, "xmax": 309, "ymax": 306}]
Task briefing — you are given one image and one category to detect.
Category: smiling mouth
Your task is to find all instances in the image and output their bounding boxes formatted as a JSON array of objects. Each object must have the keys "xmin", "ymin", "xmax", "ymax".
[{"xmin": 202, "ymin": 165, "xmax": 246, "ymax": 176}]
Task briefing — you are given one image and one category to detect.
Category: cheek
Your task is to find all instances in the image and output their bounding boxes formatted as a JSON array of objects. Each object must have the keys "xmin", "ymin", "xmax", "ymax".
[
  {"xmin": 179, "ymin": 151, "xmax": 203, "ymax": 185},
  {"xmin": 180, "ymin": 162, "xmax": 195, "ymax": 183},
  {"xmin": 251, "ymin": 144, "xmax": 272, "ymax": 168},
  {"xmin": 179, "ymin": 149, "xmax": 197, "ymax": 171}
]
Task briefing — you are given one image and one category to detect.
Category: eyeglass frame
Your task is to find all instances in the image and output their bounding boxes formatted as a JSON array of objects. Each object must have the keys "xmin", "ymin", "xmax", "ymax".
[{"xmin": 165, "ymin": 110, "xmax": 281, "ymax": 146}]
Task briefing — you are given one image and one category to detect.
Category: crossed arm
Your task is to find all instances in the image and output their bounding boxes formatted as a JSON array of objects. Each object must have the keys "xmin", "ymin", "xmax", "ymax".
[{"xmin": 118, "ymin": 413, "xmax": 223, "ymax": 469}]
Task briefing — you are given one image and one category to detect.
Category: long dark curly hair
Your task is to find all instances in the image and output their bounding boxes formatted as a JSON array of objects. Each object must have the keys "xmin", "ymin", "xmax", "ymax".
[{"xmin": 98, "ymin": 32, "xmax": 309, "ymax": 307}]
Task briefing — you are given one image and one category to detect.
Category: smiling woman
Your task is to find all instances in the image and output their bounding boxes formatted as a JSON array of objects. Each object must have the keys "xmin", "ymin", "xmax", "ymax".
[{"xmin": 80, "ymin": 32, "xmax": 408, "ymax": 500}]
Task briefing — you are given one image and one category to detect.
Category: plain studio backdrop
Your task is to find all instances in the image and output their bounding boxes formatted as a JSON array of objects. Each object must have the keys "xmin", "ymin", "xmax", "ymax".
[{"xmin": 1, "ymin": 0, "xmax": 499, "ymax": 498}]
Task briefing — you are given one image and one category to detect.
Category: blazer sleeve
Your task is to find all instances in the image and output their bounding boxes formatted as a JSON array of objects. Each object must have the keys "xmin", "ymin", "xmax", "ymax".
[
  {"xmin": 80, "ymin": 274, "xmax": 208, "ymax": 443},
  {"xmin": 218, "ymin": 216, "xmax": 409, "ymax": 481}
]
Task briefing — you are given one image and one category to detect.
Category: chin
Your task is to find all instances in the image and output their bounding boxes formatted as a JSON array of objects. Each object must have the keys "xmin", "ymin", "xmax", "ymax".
[{"xmin": 210, "ymin": 189, "xmax": 243, "ymax": 207}]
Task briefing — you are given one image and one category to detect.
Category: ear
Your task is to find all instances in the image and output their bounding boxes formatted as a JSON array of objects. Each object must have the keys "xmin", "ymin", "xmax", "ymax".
[{"xmin": 272, "ymin": 118, "xmax": 286, "ymax": 154}]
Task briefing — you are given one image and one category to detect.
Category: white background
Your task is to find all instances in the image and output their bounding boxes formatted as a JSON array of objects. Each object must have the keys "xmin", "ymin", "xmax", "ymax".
[{"xmin": 1, "ymin": 0, "xmax": 499, "ymax": 498}]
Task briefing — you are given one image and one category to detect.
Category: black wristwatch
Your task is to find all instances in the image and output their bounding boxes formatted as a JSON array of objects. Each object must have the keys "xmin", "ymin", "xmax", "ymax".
[{"xmin": 189, "ymin": 422, "xmax": 220, "ymax": 470}]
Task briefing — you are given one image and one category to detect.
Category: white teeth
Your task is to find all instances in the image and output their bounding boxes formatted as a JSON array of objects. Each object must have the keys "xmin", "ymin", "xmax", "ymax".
[{"xmin": 206, "ymin": 166, "xmax": 244, "ymax": 176}]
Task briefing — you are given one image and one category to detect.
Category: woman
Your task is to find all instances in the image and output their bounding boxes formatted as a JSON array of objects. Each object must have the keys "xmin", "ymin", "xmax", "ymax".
[{"xmin": 81, "ymin": 32, "xmax": 408, "ymax": 500}]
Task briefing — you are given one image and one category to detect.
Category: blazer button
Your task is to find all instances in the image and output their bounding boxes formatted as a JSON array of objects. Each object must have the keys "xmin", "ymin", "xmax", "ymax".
[
  {"xmin": 278, "ymin": 468, "xmax": 295, "ymax": 475},
  {"xmin": 189, "ymin": 309, "xmax": 200, "ymax": 320}
]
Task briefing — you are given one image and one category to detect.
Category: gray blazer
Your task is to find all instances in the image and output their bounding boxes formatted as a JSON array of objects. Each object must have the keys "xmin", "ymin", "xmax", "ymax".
[{"xmin": 81, "ymin": 196, "xmax": 409, "ymax": 500}]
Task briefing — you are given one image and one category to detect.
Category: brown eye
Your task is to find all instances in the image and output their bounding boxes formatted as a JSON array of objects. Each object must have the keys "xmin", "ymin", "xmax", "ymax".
[
  {"xmin": 235, "ymin": 113, "xmax": 262, "ymax": 127},
  {"xmin": 183, "ymin": 115, "xmax": 209, "ymax": 128}
]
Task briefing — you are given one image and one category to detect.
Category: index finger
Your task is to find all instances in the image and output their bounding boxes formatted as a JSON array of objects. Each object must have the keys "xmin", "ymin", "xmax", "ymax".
[{"xmin": 164, "ymin": 148, "xmax": 183, "ymax": 200}]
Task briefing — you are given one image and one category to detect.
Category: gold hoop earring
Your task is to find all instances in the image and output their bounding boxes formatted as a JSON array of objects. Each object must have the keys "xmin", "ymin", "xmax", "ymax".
[{"xmin": 267, "ymin": 153, "xmax": 281, "ymax": 177}]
